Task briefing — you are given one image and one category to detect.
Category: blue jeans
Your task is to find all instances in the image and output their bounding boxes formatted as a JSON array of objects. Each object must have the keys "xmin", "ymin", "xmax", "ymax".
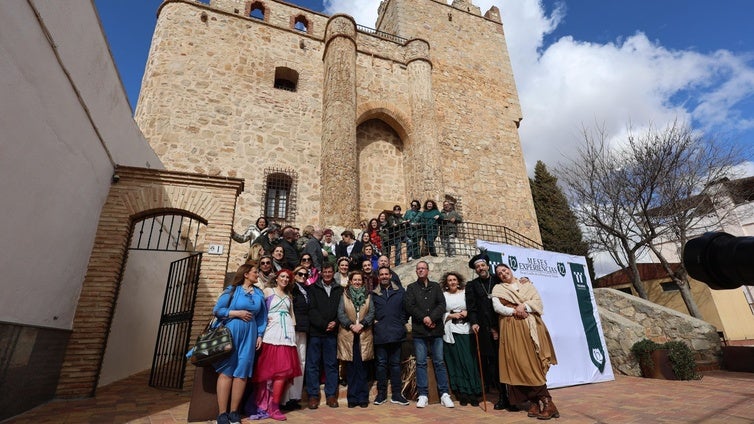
[
  {"xmin": 413, "ymin": 336, "xmax": 449, "ymax": 396},
  {"xmin": 406, "ymin": 230, "xmax": 420, "ymax": 259},
  {"xmin": 375, "ymin": 342, "xmax": 402, "ymax": 395},
  {"xmin": 305, "ymin": 334, "xmax": 338, "ymax": 398}
]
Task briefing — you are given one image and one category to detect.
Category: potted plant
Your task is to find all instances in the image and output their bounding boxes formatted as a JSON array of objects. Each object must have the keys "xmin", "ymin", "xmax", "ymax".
[
  {"xmin": 631, "ymin": 339, "xmax": 700, "ymax": 380},
  {"xmin": 631, "ymin": 339, "xmax": 669, "ymax": 379},
  {"xmin": 664, "ymin": 341, "xmax": 701, "ymax": 380}
]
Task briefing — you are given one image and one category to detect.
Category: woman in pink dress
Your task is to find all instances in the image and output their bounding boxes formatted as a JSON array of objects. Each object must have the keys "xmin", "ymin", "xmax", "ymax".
[{"xmin": 251, "ymin": 269, "xmax": 302, "ymax": 421}]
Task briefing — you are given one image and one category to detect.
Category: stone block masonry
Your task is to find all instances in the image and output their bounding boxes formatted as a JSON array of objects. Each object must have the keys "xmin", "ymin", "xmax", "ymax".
[
  {"xmin": 135, "ymin": 0, "xmax": 541, "ymax": 268},
  {"xmin": 595, "ymin": 288, "xmax": 722, "ymax": 376}
]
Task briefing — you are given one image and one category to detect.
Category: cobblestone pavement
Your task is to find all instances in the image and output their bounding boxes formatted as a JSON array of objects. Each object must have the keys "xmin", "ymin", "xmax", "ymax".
[{"xmin": 5, "ymin": 370, "xmax": 754, "ymax": 423}]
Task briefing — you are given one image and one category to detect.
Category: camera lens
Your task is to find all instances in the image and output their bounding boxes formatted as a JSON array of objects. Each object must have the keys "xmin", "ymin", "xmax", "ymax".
[{"xmin": 684, "ymin": 232, "xmax": 754, "ymax": 290}]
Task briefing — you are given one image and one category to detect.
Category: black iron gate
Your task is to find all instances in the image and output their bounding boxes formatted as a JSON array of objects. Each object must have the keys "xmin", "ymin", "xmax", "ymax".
[{"xmin": 149, "ymin": 253, "xmax": 202, "ymax": 389}]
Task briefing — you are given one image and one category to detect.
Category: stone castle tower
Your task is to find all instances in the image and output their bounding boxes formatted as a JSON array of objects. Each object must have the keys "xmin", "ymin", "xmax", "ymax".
[{"xmin": 135, "ymin": 0, "xmax": 541, "ymax": 260}]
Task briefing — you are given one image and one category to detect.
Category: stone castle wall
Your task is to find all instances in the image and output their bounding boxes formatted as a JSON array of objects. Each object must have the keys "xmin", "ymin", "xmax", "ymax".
[
  {"xmin": 135, "ymin": 0, "xmax": 541, "ymax": 267},
  {"xmin": 376, "ymin": 0, "xmax": 535, "ymax": 235}
]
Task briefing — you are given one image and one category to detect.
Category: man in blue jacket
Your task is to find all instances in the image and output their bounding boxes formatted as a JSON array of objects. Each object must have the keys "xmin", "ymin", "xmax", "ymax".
[{"xmin": 372, "ymin": 266, "xmax": 410, "ymax": 406}]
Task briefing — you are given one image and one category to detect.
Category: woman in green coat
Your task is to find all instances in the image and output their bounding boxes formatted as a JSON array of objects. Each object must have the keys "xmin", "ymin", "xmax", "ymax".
[{"xmin": 421, "ymin": 199, "xmax": 440, "ymax": 257}]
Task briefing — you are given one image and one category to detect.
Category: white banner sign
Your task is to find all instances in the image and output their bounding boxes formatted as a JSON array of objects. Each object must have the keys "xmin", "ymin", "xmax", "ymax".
[{"xmin": 477, "ymin": 240, "xmax": 615, "ymax": 388}]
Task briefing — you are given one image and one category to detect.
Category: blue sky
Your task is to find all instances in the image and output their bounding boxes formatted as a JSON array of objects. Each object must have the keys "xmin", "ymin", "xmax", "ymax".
[{"xmin": 96, "ymin": 0, "xmax": 754, "ymax": 172}]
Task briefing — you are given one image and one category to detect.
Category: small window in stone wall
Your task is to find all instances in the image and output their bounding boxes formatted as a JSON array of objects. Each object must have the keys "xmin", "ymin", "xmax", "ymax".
[
  {"xmin": 293, "ymin": 15, "xmax": 310, "ymax": 32},
  {"xmin": 248, "ymin": 1, "xmax": 265, "ymax": 20},
  {"xmin": 274, "ymin": 67, "xmax": 299, "ymax": 92},
  {"xmin": 263, "ymin": 169, "xmax": 298, "ymax": 223}
]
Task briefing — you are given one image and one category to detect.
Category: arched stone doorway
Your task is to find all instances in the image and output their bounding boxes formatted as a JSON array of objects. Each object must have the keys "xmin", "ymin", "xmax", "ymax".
[
  {"xmin": 356, "ymin": 118, "xmax": 408, "ymax": 220},
  {"xmin": 55, "ymin": 166, "xmax": 243, "ymax": 397},
  {"xmin": 356, "ymin": 101, "xmax": 412, "ymax": 219}
]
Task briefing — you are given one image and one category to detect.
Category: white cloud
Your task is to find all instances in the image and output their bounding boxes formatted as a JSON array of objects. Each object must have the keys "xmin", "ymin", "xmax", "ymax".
[
  {"xmin": 323, "ymin": 0, "xmax": 380, "ymax": 27},
  {"xmin": 497, "ymin": 0, "xmax": 754, "ymax": 172},
  {"xmin": 324, "ymin": 0, "xmax": 754, "ymax": 173}
]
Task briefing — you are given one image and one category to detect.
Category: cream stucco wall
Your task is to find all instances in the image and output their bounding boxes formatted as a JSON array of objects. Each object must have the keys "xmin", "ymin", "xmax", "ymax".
[
  {"xmin": 0, "ymin": 0, "xmax": 161, "ymax": 330},
  {"xmin": 710, "ymin": 286, "xmax": 754, "ymax": 341},
  {"xmin": 99, "ymin": 251, "xmax": 190, "ymax": 387}
]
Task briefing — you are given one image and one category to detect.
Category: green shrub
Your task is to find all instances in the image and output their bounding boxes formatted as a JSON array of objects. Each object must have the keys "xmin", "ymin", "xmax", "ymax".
[
  {"xmin": 631, "ymin": 339, "xmax": 661, "ymax": 370},
  {"xmin": 664, "ymin": 341, "xmax": 701, "ymax": 380},
  {"xmin": 630, "ymin": 339, "xmax": 701, "ymax": 380}
]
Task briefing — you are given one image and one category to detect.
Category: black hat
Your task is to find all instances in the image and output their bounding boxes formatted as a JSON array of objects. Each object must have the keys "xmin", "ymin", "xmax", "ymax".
[{"xmin": 468, "ymin": 253, "xmax": 490, "ymax": 269}]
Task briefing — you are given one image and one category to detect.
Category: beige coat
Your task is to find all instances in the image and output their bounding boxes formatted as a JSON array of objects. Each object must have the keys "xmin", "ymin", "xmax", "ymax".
[{"xmin": 337, "ymin": 295, "xmax": 374, "ymax": 361}]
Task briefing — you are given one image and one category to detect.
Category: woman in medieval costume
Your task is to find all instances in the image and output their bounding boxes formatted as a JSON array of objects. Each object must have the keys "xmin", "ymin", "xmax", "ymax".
[{"xmin": 491, "ymin": 264, "xmax": 559, "ymax": 420}]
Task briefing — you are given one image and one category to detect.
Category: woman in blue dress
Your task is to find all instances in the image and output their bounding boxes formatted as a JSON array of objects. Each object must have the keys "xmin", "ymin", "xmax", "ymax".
[{"xmin": 212, "ymin": 262, "xmax": 268, "ymax": 424}]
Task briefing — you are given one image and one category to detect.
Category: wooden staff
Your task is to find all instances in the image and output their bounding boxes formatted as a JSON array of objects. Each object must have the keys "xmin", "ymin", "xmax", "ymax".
[{"xmin": 474, "ymin": 329, "xmax": 487, "ymax": 412}]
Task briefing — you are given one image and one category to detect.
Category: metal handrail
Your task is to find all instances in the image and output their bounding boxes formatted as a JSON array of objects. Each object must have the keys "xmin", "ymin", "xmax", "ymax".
[
  {"xmin": 355, "ymin": 24, "xmax": 408, "ymax": 44},
  {"xmin": 379, "ymin": 219, "xmax": 542, "ymax": 263}
]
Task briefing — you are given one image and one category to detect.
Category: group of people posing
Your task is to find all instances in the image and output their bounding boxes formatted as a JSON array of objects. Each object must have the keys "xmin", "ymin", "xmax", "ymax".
[
  {"xmin": 232, "ymin": 199, "xmax": 463, "ymax": 272},
  {"xmin": 208, "ymin": 222, "xmax": 561, "ymax": 424}
]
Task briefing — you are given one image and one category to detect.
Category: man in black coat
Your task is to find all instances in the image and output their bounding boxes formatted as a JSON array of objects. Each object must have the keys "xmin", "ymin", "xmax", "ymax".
[
  {"xmin": 403, "ymin": 261, "xmax": 454, "ymax": 408},
  {"xmin": 335, "ymin": 230, "xmax": 363, "ymax": 271},
  {"xmin": 304, "ymin": 263, "xmax": 343, "ymax": 409},
  {"xmin": 465, "ymin": 253, "xmax": 512, "ymax": 410}
]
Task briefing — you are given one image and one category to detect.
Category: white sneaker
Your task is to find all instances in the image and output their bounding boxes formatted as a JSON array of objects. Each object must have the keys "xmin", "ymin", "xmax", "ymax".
[
  {"xmin": 440, "ymin": 393, "xmax": 455, "ymax": 408},
  {"xmin": 416, "ymin": 395, "xmax": 428, "ymax": 408}
]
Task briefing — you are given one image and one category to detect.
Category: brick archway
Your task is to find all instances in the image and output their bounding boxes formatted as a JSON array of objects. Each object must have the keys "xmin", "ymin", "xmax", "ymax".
[{"xmin": 56, "ymin": 166, "xmax": 243, "ymax": 397}]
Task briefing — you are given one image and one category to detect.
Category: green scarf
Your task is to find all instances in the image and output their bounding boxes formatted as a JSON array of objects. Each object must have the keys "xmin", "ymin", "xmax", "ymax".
[{"xmin": 348, "ymin": 286, "xmax": 367, "ymax": 312}]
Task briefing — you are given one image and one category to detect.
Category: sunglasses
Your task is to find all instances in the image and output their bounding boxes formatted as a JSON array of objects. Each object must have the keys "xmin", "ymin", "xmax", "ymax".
[
  {"xmin": 296, "ymin": 272, "xmax": 309, "ymax": 277},
  {"xmin": 301, "ymin": 258, "xmax": 312, "ymax": 262},
  {"xmin": 260, "ymin": 261, "xmax": 272, "ymax": 265}
]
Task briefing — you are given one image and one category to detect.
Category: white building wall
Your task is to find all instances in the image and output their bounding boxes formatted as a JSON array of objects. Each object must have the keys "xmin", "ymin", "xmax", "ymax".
[{"xmin": 0, "ymin": 0, "xmax": 162, "ymax": 330}]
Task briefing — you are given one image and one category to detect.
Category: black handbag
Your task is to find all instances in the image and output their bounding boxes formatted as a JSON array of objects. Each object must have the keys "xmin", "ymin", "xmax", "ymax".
[{"xmin": 190, "ymin": 287, "xmax": 235, "ymax": 367}]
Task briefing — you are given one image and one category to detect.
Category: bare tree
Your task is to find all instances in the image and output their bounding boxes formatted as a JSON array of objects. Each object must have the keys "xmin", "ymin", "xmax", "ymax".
[
  {"xmin": 629, "ymin": 122, "xmax": 741, "ymax": 318},
  {"xmin": 558, "ymin": 124, "xmax": 651, "ymax": 299},
  {"xmin": 558, "ymin": 120, "xmax": 741, "ymax": 318}
]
